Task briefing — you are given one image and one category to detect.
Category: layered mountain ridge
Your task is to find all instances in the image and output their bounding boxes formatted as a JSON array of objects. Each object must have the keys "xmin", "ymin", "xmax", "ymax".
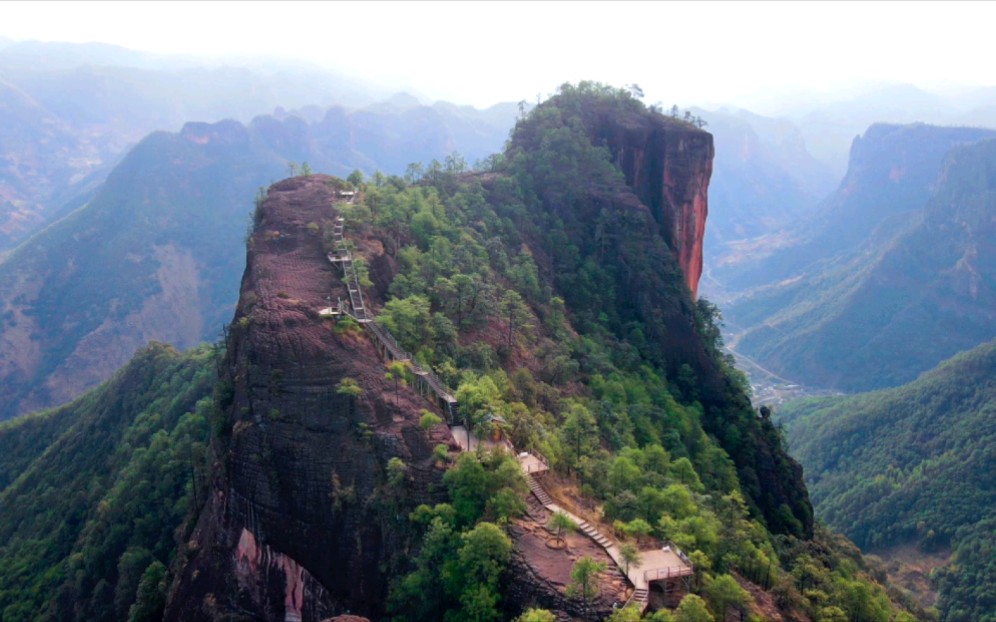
[
  {"xmin": 778, "ymin": 340, "xmax": 996, "ymax": 620},
  {"xmin": 0, "ymin": 102, "xmax": 515, "ymax": 421},
  {"xmin": 164, "ymin": 87, "xmax": 815, "ymax": 620},
  {"xmin": 725, "ymin": 124, "xmax": 996, "ymax": 391}
]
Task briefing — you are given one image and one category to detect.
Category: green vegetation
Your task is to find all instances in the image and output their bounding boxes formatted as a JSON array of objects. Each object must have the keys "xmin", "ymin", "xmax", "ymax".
[
  {"xmin": 567, "ymin": 556, "xmax": 607, "ymax": 616},
  {"xmin": 0, "ymin": 342, "xmax": 216, "ymax": 621},
  {"xmin": 390, "ymin": 451, "xmax": 524, "ymax": 621},
  {"xmin": 354, "ymin": 83, "xmax": 918, "ymax": 621},
  {"xmin": 619, "ymin": 542, "xmax": 642, "ymax": 575},
  {"xmin": 780, "ymin": 340, "xmax": 996, "ymax": 622},
  {"xmin": 515, "ymin": 609, "xmax": 557, "ymax": 622},
  {"xmin": 728, "ymin": 129, "xmax": 996, "ymax": 392},
  {"xmin": 673, "ymin": 594, "xmax": 713, "ymax": 622},
  {"xmin": 419, "ymin": 410, "xmax": 443, "ymax": 429},
  {"xmin": 548, "ymin": 510, "xmax": 576, "ymax": 547}
]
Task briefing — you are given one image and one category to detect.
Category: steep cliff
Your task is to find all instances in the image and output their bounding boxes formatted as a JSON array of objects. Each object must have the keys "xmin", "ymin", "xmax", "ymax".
[
  {"xmin": 586, "ymin": 107, "xmax": 713, "ymax": 298},
  {"xmin": 728, "ymin": 126, "xmax": 996, "ymax": 391},
  {"xmin": 165, "ymin": 87, "xmax": 818, "ymax": 621},
  {"xmin": 164, "ymin": 176, "xmax": 452, "ymax": 621}
]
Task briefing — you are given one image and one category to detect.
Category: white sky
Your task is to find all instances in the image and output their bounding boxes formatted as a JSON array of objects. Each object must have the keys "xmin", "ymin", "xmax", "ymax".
[{"xmin": 2, "ymin": 1, "xmax": 994, "ymax": 109}]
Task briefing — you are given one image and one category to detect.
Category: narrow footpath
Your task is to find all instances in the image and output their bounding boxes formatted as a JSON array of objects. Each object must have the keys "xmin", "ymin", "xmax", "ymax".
[{"xmin": 324, "ymin": 203, "xmax": 692, "ymax": 613}]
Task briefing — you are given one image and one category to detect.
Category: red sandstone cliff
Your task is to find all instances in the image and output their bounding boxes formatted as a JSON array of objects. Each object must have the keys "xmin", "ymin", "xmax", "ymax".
[
  {"xmin": 162, "ymin": 176, "xmax": 624, "ymax": 621},
  {"xmin": 163, "ymin": 176, "xmax": 455, "ymax": 621},
  {"xmin": 588, "ymin": 109, "xmax": 713, "ymax": 298}
]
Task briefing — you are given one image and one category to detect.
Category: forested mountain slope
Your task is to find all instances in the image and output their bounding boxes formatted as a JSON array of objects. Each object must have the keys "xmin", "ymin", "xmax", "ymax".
[
  {"xmin": 0, "ymin": 101, "xmax": 515, "ymax": 421},
  {"xmin": 0, "ymin": 343, "xmax": 215, "ymax": 621},
  {"xmin": 726, "ymin": 126, "xmax": 996, "ymax": 391},
  {"xmin": 158, "ymin": 84, "xmax": 918, "ymax": 622},
  {"xmin": 779, "ymin": 340, "xmax": 996, "ymax": 622}
]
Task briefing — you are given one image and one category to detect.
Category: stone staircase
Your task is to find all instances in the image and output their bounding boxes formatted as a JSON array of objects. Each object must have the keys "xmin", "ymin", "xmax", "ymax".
[
  {"xmin": 629, "ymin": 587, "xmax": 649, "ymax": 608},
  {"xmin": 576, "ymin": 519, "xmax": 612, "ymax": 549},
  {"xmin": 526, "ymin": 474, "xmax": 553, "ymax": 506},
  {"xmin": 327, "ymin": 213, "xmax": 458, "ymax": 421}
]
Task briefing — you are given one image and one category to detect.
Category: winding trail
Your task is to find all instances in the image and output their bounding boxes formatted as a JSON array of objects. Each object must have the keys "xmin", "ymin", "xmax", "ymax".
[{"xmin": 326, "ymin": 202, "xmax": 692, "ymax": 613}]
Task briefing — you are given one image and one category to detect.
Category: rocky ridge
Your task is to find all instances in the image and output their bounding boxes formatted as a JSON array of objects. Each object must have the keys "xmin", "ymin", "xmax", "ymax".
[{"xmin": 587, "ymin": 108, "xmax": 713, "ymax": 298}]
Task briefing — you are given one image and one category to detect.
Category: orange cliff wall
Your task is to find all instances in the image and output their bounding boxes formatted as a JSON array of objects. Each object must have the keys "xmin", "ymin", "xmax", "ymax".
[{"xmin": 589, "ymin": 110, "xmax": 714, "ymax": 298}]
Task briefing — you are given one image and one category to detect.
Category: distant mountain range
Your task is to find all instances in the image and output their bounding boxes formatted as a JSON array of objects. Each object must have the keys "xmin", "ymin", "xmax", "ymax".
[
  {"xmin": 0, "ymin": 40, "xmax": 510, "ymax": 251},
  {"xmin": 0, "ymin": 99, "xmax": 516, "ymax": 421},
  {"xmin": 693, "ymin": 106, "xmax": 836, "ymax": 278},
  {"xmin": 779, "ymin": 340, "xmax": 996, "ymax": 620},
  {"xmin": 722, "ymin": 124, "xmax": 996, "ymax": 391}
]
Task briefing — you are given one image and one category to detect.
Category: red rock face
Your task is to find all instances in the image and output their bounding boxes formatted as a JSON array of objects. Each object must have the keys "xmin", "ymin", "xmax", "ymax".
[
  {"xmin": 164, "ymin": 175, "xmax": 451, "ymax": 621},
  {"xmin": 588, "ymin": 109, "xmax": 714, "ymax": 298}
]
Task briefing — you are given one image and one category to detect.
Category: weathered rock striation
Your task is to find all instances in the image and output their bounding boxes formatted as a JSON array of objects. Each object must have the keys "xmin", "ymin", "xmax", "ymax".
[
  {"xmin": 163, "ymin": 176, "xmax": 452, "ymax": 621},
  {"xmin": 587, "ymin": 108, "xmax": 713, "ymax": 298}
]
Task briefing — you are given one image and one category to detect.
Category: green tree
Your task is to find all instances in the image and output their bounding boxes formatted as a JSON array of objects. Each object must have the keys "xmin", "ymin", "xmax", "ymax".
[
  {"xmin": 619, "ymin": 542, "xmax": 642, "ymax": 576},
  {"xmin": 420, "ymin": 410, "xmax": 443, "ymax": 430},
  {"xmin": 336, "ymin": 377, "xmax": 362, "ymax": 397},
  {"xmin": 405, "ymin": 162, "xmax": 424, "ymax": 184},
  {"xmin": 705, "ymin": 573, "xmax": 749, "ymax": 620},
  {"xmin": 548, "ymin": 510, "xmax": 576, "ymax": 547},
  {"xmin": 347, "ymin": 169, "xmax": 365, "ymax": 187},
  {"xmin": 515, "ymin": 608, "xmax": 557, "ymax": 622},
  {"xmin": 607, "ymin": 605, "xmax": 643, "ymax": 622},
  {"xmin": 432, "ymin": 443, "xmax": 450, "ymax": 466},
  {"xmin": 379, "ymin": 295, "xmax": 433, "ymax": 352},
  {"xmin": 674, "ymin": 594, "xmax": 714, "ymax": 622},
  {"xmin": 388, "ymin": 517, "xmax": 456, "ymax": 619},
  {"xmin": 500, "ymin": 289, "xmax": 533, "ymax": 348},
  {"xmin": 621, "ymin": 518, "xmax": 652, "ymax": 545},
  {"xmin": 300, "ymin": 161, "xmax": 313, "ymax": 176},
  {"xmin": 559, "ymin": 403, "xmax": 598, "ymax": 477},
  {"xmin": 444, "ymin": 453, "xmax": 491, "ymax": 526},
  {"xmin": 448, "ymin": 522, "xmax": 513, "ymax": 622},
  {"xmin": 649, "ymin": 609, "xmax": 677, "ymax": 622},
  {"xmin": 567, "ymin": 556, "xmax": 606, "ymax": 618},
  {"xmin": 127, "ymin": 561, "xmax": 168, "ymax": 622},
  {"xmin": 457, "ymin": 522, "xmax": 512, "ymax": 588},
  {"xmin": 385, "ymin": 360, "xmax": 409, "ymax": 407}
]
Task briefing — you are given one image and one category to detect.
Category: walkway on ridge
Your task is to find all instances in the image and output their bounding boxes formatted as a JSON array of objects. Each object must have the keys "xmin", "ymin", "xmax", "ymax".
[
  {"xmin": 326, "ymin": 214, "xmax": 457, "ymax": 419},
  {"xmin": 325, "ymin": 202, "xmax": 692, "ymax": 613}
]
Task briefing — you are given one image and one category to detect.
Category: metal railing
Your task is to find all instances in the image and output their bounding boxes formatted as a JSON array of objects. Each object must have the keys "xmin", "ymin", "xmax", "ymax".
[
  {"xmin": 643, "ymin": 566, "xmax": 694, "ymax": 582},
  {"xmin": 331, "ymin": 215, "xmax": 459, "ymax": 419},
  {"xmin": 366, "ymin": 321, "xmax": 409, "ymax": 361}
]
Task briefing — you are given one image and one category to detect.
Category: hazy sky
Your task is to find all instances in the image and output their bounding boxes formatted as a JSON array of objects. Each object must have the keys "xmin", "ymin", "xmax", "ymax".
[{"xmin": 3, "ymin": 1, "xmax": 994, "ymax": 109}]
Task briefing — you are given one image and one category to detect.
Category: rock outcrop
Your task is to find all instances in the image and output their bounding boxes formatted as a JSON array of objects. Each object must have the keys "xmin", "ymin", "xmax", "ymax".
[
  {"xmin": 587, "ymin": 108, "xmax": 714, "ymax": 298},
  {"xmin": 163, "ymin": 176, "xmax": 450, "ymax": 621}
]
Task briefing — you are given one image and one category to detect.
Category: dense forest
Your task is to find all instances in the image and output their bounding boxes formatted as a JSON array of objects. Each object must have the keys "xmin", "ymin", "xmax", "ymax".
[
  {"xmin": 779, "ymin": 341, "xmax": 996, "ymax": 622},
  {"xmin": 725, "ymin": 126, "xmax": 996, "ymax": 392},
  {"xmin": 0, "ymin": 343, "xmax": 215, "ymax": 621},
  {"xmin": 329, "ymin": 83, "xmax": 919, "ymax": 621},
  {"xmin": 0, "ymin": 84, "xmax": 925, "ymax": 622}
]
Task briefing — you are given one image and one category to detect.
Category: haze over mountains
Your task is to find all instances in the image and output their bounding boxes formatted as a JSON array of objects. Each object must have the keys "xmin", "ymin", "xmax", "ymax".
[
  {"xmin": 718, "ymin": 124, "xmax": 996, "ymax": 392},
  {"xmin": 0, "ymin": 40, "xmax": 408, "ymax": 251},
  {"xmin": 779, "ymin": 340, "xmax": 996, "ymax": 619},
  {"xmin": 0, "ymin": 33, "xmax": 994, "ymax": 622},
  {"xmin": 0, "ymin": 103, "xmax": 517, "ymax": 421}
]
